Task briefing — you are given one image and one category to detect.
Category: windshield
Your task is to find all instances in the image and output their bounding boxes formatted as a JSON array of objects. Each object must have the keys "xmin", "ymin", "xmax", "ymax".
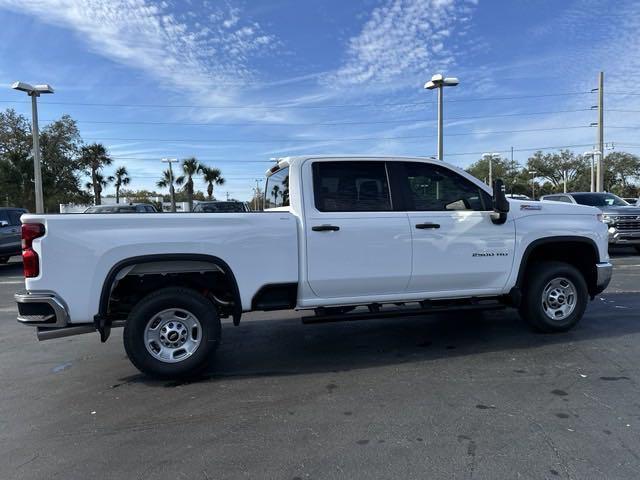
[{"xmin": 572, "ymin": 193, "xmax": 629, "ymax": 207}]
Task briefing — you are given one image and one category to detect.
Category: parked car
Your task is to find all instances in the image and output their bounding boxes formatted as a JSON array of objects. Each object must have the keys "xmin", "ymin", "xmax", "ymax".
[
  {"xmin": 506, "ymin": 194, "xmax": 531, "ymax": 200},
  {"xmin": 0, "ymin": 207, "xmax": 28, "ymax": 263},
  {"xmin": 16, "ymin": 155, "xmax": 611, "ymax": 378},
  {"xmin": 192, "ymin": 201, "xmax": 249, "ymax": 213},
  {"xmin": 84, "ymin": 203, "xmax": 158, "ymax": 213},
  {"xmin": 541, "ymin": 192, "xmax": 640, "ymax": 252}
]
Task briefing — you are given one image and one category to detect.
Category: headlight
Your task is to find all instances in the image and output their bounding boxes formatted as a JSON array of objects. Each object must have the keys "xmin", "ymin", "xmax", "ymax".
[{"xmin": 600, "ymin": 214, "xmax": 613, "ymax": 224}]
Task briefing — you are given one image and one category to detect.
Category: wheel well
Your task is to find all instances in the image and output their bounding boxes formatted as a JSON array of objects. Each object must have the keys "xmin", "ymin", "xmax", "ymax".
[
  {"xmin": 517, "ymin": 239, "xmax": 598, "ymax": 295},
  {"xmin": 98, "ymin": 254, "xmax": 241, "ymax": 325}
]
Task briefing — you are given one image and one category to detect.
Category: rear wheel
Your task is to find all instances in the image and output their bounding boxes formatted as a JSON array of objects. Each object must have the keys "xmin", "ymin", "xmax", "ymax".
[
  {"xmin": 123, "ymin": 287, "xmax": 221, "ymax": 378},
  {"xmin": 519, "ymin": 261, "xmax": 588, "ymax": 333}
]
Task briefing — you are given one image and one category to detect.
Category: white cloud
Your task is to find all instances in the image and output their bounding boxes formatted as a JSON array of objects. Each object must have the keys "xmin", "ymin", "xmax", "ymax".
[
  {"xmin": 0, "ymin": 0, "xmax": 277, "ymax": 117},
  {"xmin": 329, "ymin": 0, "xmax": 477, "ymax": 88}
]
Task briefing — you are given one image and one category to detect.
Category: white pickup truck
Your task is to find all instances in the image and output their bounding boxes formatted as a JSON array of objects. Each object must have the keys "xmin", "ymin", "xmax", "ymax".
[{"xmin": 16, "ymin": 156, "xmax": 612, "ymax": 378}]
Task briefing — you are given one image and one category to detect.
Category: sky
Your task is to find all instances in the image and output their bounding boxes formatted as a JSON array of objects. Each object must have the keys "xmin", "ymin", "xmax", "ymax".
[{"xmin": 1, "ymin": 0, "xmax": 639, "ymax": 201}]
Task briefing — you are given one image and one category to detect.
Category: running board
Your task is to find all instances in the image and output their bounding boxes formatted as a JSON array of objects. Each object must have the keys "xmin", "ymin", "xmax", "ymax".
[{"xmin": 302, "ymin": 301, "xmax": 506, "ymax": 325}]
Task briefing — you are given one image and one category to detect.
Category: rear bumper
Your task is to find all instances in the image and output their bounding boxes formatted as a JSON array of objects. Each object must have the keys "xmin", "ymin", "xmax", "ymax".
[
  {"xmin": 594, "ymin": 262, "xmax": 613, "ymax": 294},
  {"xmin": 15, "ymin": 291, "xmax": 96, "ymax": 341},
  {"xmin": 15, "ymin": 291, "xmax": 69, "ymax": 327}
]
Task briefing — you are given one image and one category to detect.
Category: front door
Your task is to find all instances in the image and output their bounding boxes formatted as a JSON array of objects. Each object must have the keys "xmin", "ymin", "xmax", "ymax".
[
  {"xmin": 399, "ymin": 161, "xmax": 515, "ymax": 295},
  {"xmin": 304, "ymin": 160, "xmax": 412, "ymax": 299}
]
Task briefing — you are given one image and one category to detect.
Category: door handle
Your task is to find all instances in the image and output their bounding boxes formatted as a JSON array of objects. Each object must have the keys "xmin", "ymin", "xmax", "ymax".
[
  {"xmin": 415, "ymin": 223, "xmax": 440, "ymax": 229},
  {"xmin": 312, "ymin": 225, "xmax": 340, "ymax": 232}
]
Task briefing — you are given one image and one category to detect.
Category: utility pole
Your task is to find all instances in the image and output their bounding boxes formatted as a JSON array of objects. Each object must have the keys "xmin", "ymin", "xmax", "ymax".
[
  {"xmin": 161, "ymin": 158, "xmax": 178, "ymax": 212},
  {"xmin": 596, "ymin": 71, "xmax": 604, "ymax": 192},
  {"xmin": 11, "ymin": 82, "xmax": 54, "ymax": 213}
]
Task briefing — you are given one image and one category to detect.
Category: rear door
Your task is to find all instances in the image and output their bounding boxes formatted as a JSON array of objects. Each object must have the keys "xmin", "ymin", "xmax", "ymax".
[
  {"xmin": 303, "ymin": 160, "xmax": 412, "ymax": 299},
  {"xmin": 398, "ymin": 161, "xmax": 516, "ymax": 294}
]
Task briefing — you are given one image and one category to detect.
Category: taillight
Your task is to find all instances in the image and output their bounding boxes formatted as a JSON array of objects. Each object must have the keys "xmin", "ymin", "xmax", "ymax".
[{"xmin": 22, "ymin": 223, "xmax": 45, "ymax": 278}]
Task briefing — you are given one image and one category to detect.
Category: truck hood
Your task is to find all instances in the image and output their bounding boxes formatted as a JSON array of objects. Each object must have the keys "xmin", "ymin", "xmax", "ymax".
[{"xmin": 513, "ymin": 199, "xmax": 599, "ymax": 216}]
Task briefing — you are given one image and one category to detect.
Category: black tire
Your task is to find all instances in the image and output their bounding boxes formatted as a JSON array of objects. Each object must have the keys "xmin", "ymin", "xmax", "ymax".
[
  {"xmin": 123, "ymin": 287, "xmax": 221, "ymax": 379},
  {"xmin": 519, "ymin": 261, "xmax": 588, "ymax": 333}
]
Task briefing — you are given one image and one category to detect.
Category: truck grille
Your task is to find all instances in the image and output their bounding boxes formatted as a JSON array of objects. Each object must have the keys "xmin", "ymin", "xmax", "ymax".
[{"xmin": 614, "ymin": 218, "xmax": 640, "ymax": 231}]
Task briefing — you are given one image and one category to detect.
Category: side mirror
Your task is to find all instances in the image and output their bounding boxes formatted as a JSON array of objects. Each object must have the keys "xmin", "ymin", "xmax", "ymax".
[
  {"xmin": 0, "ymin": 220, "xmax": 8, "ymax": 228},
  {"xmin": 491, "ymin": 179, "xmax": 509, "ymax": 225}
]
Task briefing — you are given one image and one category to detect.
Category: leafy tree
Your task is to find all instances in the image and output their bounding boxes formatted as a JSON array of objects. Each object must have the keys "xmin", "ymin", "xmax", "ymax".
[
  {"xmin": 79, "ymin": 143, "xmax": 113, "ymax": 205},
  {"xmin": 466, "ymin": 155, "xmax": 529, "ymax": 194},
  {"xmin": 113, "ymin": 166, "xmax": 130, "ymax": 203},
  {"xmin": 604, "ymin": 152, "xmax": 640, "ymax": 195},
  {"xmin": 525, "ymin": 150, "xmax": 588, "ymax": 192},
  {"xmin": 39, "ymin": 115, "xmax": 89, "ymax": 211},
  {"xmin": 0, "ymin": 110, "xmax": 88, "ymax": 211},
  {"xmin": 200, "ymin": 166, "xmax": 225, "ymax": 200}
]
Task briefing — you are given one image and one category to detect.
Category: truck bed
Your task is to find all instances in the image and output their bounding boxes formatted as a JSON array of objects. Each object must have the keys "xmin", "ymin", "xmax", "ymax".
[{"xmin": 22, "ymin": 212, "xmax": 299, "ymax": 323}]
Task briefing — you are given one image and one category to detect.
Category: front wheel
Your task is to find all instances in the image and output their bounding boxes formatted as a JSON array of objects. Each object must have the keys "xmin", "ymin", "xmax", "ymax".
[
  {"xmin": 123, "ymin": 287, "xmax": 221, "ymax": 378},
  {"xmin": 519, "ymin": 261, "xmax": 588, "ymax": 333}
]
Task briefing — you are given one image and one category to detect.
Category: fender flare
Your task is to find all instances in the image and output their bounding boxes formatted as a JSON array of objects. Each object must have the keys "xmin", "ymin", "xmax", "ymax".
[
  {"xmin": 515, "ymin": 235, "xmax": 599, "ymax": 289},
  {"xmin": 94, "ymin": 253, "xmax": 242, "ymax": 341}
]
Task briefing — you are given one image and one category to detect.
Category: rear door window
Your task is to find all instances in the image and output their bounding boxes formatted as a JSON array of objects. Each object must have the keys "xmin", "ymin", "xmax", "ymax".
[{"xmin": 312, "ymin": 161, "xmax": 392, "ymax": 212}]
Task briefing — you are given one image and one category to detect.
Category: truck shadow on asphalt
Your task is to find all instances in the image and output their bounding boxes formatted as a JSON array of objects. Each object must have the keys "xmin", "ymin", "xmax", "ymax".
[{"xmin": 117, "ymin": 292, "xmax": 640, "ymax": 388}]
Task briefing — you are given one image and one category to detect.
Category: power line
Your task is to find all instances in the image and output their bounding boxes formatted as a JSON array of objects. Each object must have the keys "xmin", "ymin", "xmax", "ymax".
[
  {"xmin": 83, "ymin": 125, "xmax": 596, "ymax": 144},
  {"xmin": 444, "ymin": 143, "xmax": 596, "ymax": 157},
  {"xmin": 35, "ymin": 108, "xmax": 593, "ymax": 128},
  {"xmin": 0, "ymin": 91, "xmax": 594, "ymax": 110},
  {"xmin": 111, "ymin": 157, "xmax": 273, "ymax": 163}
]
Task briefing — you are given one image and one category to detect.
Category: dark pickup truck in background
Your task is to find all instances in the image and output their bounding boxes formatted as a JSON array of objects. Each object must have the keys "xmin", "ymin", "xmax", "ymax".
[
  {"xmin": 541, "ymin": 192, "xmax": 640, "ymax": 253},
  {"xmin": 0, "ymin": 207, "xmax": 27, "ymax": 263}
]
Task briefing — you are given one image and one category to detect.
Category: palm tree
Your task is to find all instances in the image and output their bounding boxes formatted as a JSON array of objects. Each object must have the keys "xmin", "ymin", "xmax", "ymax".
[
  {"xmin": 85, "ymin": 172, "xmax": 114, "ymax": 202},
  {"xmin": 113, "ymin": 166, "xmax": 130, "ymax": 204},
  {"xmin": 200, "ymin": 166, "xmax": 225, "ymax": 200},
  {"xmin": 80, "ymin": 143, "xmax": 113, "ymax": 205},
  {"xmin": 179, "ymin": 157, "xmax": 200, "ymax": 211},
  {"xmin": 271, "ymin": 184, "xmax": 280, "ymax": 206},
  {"xmin": 157, "ymin": 168, "xmax": 184, "ymax": 210}
]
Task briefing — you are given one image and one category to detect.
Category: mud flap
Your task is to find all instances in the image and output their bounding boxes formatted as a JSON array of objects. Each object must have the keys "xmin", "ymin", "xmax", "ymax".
[{"xmin": 94, "ymin": 314, "xmax": 111, "ymax": 342}]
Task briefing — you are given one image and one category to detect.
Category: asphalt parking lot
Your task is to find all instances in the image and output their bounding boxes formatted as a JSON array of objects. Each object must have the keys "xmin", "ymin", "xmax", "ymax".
[{"xmin": 1, "ymin": 250, "xmax": 639, "ymax": 480}]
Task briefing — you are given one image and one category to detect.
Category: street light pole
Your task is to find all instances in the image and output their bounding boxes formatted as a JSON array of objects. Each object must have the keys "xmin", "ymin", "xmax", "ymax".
[
  {"xmin": 583, "ymin": 150, "xmax": 601, "ymax": 193},
  {"xmin": 529, "ymin": 171, "xmax": 537, "ymax": 199},
  {"xmin": 161, "ymin": 158, "xmax": 178, "ymax": 212},
  {"xmin": 11, "ymin": 82, "xmax": 54, "ymax": 213},
  {"xmin": 424, "ymin": 74, "xmax": 459, "ymax": 161}
]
